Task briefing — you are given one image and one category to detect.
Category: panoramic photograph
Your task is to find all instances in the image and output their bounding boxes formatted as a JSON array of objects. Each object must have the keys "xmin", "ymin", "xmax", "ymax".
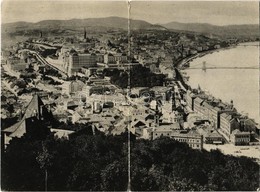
[{"xmin": 1, "ymin": 0, "xmax": 259, "ymax": 191}]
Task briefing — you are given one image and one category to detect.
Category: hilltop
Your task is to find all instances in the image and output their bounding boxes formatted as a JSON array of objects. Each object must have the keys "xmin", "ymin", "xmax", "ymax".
[
  {"xmin": 2, "ymin": 17, "xmax": 258, "ymax": 39},
  {"xmin": 161, "ymin": 22, "xmax": 260, "ymax": 38},
  {"xmin": 2, "ymin": 16, "xmax": 166, "ymax": 32}
]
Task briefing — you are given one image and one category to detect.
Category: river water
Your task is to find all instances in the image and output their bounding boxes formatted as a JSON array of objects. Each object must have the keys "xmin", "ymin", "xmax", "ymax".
[{"xmin": 185, "ymin": 42, "xmax": 259, "ymax": 124}]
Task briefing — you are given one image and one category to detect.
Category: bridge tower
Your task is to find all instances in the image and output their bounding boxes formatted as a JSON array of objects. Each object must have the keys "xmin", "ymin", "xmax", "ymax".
[{"xmin": 202, "ymin": 61, "xmax": 206, "ymax": 72}]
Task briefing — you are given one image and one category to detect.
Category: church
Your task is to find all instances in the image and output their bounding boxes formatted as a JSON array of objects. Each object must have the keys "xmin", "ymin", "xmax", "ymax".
[{"xmin": 2, "ymin": 94, "xmax": 54, "ymax": 148}]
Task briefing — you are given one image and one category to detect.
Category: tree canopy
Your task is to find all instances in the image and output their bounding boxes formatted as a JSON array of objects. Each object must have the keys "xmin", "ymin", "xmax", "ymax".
[
  {"xmin": 1, "ymin": 129, "xmax": 259, "ymax": 191},
  {"xmin": 104, "ymin": 65, "xmax": 166, "ymax": 88}
]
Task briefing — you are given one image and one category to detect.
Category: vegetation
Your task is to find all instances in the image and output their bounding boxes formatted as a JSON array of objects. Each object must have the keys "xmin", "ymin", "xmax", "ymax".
[
  {"xmin": 1, "ymin": 128, "xmax": 259, "ymax": 191},
  {"xmin": 130, "ymin": 137, "xmax": 259, "ymax": 191},
  {"xmin": 41, "ymin": 75, "xmax": 62, "ymax": 85},
  {"xmin": 41, "ymin": 67, "xmax": 62, "ymax": 78},
  {"xmin": 104, "ymin": 64, "xmax": 166, "ymax": 88}
]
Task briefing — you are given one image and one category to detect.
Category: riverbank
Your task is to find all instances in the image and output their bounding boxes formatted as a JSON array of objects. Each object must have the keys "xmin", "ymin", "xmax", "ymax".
[
  {"xmin": 176, "ymin": 45, "xmax": 237, "ymax": 69},
  {"xmin": 173, "ymin": 46, "xmax": 234, "ymax": 91},
  {"xmin": 177, "ymin": 41, "xmax": 259, "ymax": 69},
  {"xmin": 178, "ymin": 42, "xmax": 259, "ymax": 125}
]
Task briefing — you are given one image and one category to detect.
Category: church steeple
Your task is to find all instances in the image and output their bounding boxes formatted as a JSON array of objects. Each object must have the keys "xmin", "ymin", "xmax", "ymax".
[{"xmin": 84, "ymin": 27, "xmax": 86, "ymax": 40}]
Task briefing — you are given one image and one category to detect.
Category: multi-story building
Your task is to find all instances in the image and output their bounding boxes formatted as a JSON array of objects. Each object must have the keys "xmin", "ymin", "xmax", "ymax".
[
  {"xmin": 193, "ymin": 97, "xmax": 204, "ymax": 114},
  {"xmin": 230, "ymin": 129, "xmax": 250, "ymax": 145},
  {"xmin": 239, "ymin": 117, "xmax": 257, "ymax": 133},
  {"xmin": 219, "ymin": 112, "xmax": 240, "ymax": 141},
  {"xmin": 64, "ymin": 52, "xmax": 97, "ymax": 76},
  {"xmin": 142, "ymin": 109, "xmax": 203, "ymax": 150},
  {"xmin": 147, "ymin": 127, "xmax": 203, "ymax": 150},
  {"xmin": 197, "ymin": 125, "xmax": 224, "ymax": 144},
  {"xmin": 104, "ymin": 53, "xmax": 116, "ymax": 64},
  {"xmin": 114, "ymin": 53, "xmax": 127, "ymax": 64},
  {"xmin": 104, "ymin": 53, "xmax": 127, "ymax": 65},
  {"xmin": 200, "ymin": 101, "xmax": 223, "ymax": 128},
  {"xmin": 171, "ymin": 130, "xmax": 203, "ymax": 150},
  {"xmin": 210, "ymin": 106, "xmax": 222, "ymax": 128}
]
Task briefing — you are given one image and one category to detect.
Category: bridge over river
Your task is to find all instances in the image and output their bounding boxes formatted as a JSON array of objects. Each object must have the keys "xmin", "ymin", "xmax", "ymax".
[{"xmin": 187, "ymin": 61, "xmax": 259, "ymax": 71}]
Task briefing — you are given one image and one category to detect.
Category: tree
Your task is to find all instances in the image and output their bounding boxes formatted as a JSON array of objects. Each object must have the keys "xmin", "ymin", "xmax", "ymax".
[
  {"xmin": 36, "ymin": 142, "xmax": 53, "ymax": 191},
  {"xmin": 101, "ymin": 159, "xmax": 128, "ymax": 191},
  {"xmin": 2, "ymin": 130, "xmax": 259, "ymax": 191}
]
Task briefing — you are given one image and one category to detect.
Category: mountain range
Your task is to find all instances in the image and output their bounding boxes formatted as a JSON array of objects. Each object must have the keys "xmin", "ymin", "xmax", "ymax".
[
  {"xmin": 2, "ymin": 16, "xmax": 259, "ymax": 38},
  {"xmin": 3, "ymin": 17, "xmax": 166, "ymax": 31},
  {"xmin": 161, "ymin": 21, "xmax": 260, "ymax": 38}
]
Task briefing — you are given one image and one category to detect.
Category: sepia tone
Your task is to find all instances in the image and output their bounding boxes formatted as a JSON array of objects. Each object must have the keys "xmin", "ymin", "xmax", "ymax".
[{"xmin": 1, "ymin": 0, "xmax": 259, "ymax": 191}]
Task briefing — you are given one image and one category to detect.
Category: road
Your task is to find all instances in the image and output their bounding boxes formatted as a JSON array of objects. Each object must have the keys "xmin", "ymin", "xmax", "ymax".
[
  {"xmin": 21, "ymin": 49, "xmax": 68, "ymax": 76},
  {"xmin": 203, "ymin": 143, "xmax": 260, "ymax": 159}
]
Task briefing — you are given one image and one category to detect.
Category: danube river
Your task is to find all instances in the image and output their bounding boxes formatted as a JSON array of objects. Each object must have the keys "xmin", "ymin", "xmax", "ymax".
[{"xmin": 185, "ymin": 42, "xmax": 259, "ymax": 124}]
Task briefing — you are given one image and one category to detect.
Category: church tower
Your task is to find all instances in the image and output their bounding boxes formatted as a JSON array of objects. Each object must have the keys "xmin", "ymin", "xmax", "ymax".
[{"xmin": 84, "ymin": 27, "xmax": 87, "ymax": 40}]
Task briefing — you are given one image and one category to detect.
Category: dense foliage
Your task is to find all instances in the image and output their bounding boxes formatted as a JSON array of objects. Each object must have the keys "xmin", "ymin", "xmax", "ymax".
[
  {"xmin": 104, "ymin": 64, "xmax": 166, "ymax": 88},
  {"xmin": 130, "ymin": 138, "xmax": 259, "ymax": 191},
  {"xmin": 1, "ymin": 129, "xmax": 259, "ymax": 191}
]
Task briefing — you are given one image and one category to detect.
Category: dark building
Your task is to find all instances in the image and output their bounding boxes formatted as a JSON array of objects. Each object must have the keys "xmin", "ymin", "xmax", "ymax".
[{"xmin": 2, "ymin": 95, "xmax": 53, "ymax": 148}]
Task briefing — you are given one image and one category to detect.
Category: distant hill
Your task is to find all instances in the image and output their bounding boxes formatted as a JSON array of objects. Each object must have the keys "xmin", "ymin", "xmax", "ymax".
[
  {"xmin": 2, "ymin": 17, "xmax": 166, "ymax": 32},
  {"xmin": 162, "ymin": 22, "xmax": 260, "ymax": 38}
]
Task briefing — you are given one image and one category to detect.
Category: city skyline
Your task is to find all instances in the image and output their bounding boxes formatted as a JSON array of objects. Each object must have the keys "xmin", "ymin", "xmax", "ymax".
[{"xmin": 2, "ymin": 0, "xmax": 259, "ymax": 26}]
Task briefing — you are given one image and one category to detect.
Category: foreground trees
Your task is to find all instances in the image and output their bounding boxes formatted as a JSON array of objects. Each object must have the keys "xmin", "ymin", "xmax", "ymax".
[{"xmin": 1, "ymin": 129, "xmax": 259, "ymax": 191}]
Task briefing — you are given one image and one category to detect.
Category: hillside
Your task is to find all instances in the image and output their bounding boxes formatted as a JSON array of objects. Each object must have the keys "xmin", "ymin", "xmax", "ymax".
[
  {"xmin": 162, "ymin": 22, "xmax": 260, "ymax": 38},
  {"xmin": 2, "ymin": 16, "xmax": 166, "ymax": 32}
]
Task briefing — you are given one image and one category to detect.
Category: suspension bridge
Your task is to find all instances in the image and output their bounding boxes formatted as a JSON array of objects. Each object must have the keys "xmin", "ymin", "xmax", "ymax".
[{"xmin": 187, "ymin": 61, "xmax": 259, "ymax": 71}]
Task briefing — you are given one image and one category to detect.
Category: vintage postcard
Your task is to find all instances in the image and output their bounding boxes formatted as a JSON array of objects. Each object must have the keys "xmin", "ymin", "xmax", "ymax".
[{"xmin": 1, "ymin": 0, "xmax": 259, "ymax": 191}]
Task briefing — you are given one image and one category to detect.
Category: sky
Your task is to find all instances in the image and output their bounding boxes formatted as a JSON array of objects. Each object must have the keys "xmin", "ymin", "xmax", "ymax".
[{"xmin": 1, "ymin": 0, "xmax": 259, "ymax": 26}]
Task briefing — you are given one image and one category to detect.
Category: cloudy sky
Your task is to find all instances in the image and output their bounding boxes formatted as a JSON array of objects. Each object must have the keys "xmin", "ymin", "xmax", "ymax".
[{"xmin": 2, "ymin": 0, "xmax": 259, "ymax": 26}]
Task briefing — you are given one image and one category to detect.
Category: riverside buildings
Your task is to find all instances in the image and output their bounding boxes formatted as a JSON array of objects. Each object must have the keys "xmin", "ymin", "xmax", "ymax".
[{"xmin": 185, "ymin": 89, "xmax": 257, "ymax": 144}]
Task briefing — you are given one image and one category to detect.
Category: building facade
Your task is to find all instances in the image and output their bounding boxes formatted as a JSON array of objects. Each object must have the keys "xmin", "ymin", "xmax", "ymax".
[
  {"xmin": 230, "ymin": 129, "xmax": 250, "ymax": 145},
  {"xmin": 64, "ymin": 53, "xmax": 97, "ymax": 76},
  {"xmin": 219, "ymin": 112, "xmax": 240, "ymax": 141}
]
